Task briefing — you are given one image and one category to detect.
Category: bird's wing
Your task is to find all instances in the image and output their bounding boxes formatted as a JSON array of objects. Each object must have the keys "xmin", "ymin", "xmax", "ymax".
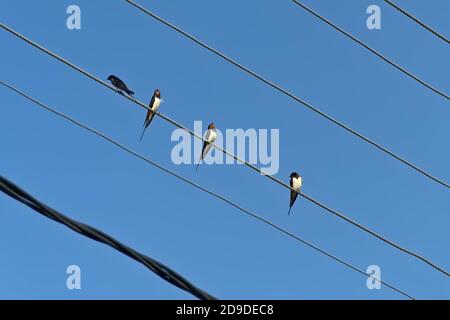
[
  {"xmin": 146, "ymin": 95, "xmax": 158, "ymax": 125},
  {"xmin": 289, "ymin": 178, "xmax": 299, "ymax": 209},
  {"xmin": 204, "ymin": 129, "xmax": 213, "ymax": 142},
  {"xmin": 202, "ymin": 129, "xmax": 215, "ymax": 157},
  {"xmin": 118, "ymin": 79, "xmax": 132, "ymax": 93},
  {"xmin": 148, "ymin": 95, "xmax": 156, "ymax": 109},
  {"xmin": 290, "ymin": 189, "xmax": 298, "ymax": 209},
  {"xmin": 200, "ymin": 141, "xmax": 212, "ymax": 162},
  {"xmin": 145, "ymin": 109, "xmax": 156, "ymax": 128},
  {"xmin": 115, "ymin": 78, "xmax": 125, "ymax": 90}
]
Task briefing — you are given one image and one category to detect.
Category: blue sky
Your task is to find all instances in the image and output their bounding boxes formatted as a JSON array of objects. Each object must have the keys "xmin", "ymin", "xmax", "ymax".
[{"xmin": 1, "ymin": 0, "xmax": 449, "ymax": 299}]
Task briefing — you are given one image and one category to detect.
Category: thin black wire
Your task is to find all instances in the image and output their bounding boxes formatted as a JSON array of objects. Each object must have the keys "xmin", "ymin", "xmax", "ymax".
[
  {"xmin": 0, "ymin": 82, "xmax": 415, "ymax": 300},
  {"xmin": 384, "ymin": 0, "xmax": 450, "ymax": 44},
  {"xmin": 120, "ymin": 1, "xmax": 449, "ymax": 189},
  {"xmin": 291, "ymin": 0, "xmax": 449, "ymax": 99},
  {"xmin": 0, "ymin": 176, "xmax": 215, "ymax": 300},
  {"xmin": 0, "ymin": 23, "xmax": 448, "ymax": 277}
]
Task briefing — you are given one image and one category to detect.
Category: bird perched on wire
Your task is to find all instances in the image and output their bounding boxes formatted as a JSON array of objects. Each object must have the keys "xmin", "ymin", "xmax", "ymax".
[
  {"xmin": 140, "ymin": 89, "xmax": 162, "ymax": 142},
  {"xmin": 196, "ymin": 122, "xmax": 217, "ymax": 170},
  {"xmin": 107, "ymin": 75, "xmax": 134, "ymax": 97},
  {"xmin": 288, "ymin": 172, "xmax": 302, "ymax": 215}
]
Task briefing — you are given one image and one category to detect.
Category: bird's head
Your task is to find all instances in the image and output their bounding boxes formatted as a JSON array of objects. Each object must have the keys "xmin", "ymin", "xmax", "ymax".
[
  {"xmin": 107, "ymin": 75, "xmax": 114, "ymax": 81},
  {"xmin": 155, "ymin": 89, "xmax": 161, "ymax": 98},
  {"xmin": 289, "ymin": 172, "xmax": 300, "ymax": 179},
  {"xmin": 208, "ymin": 122, "xmax": 216, "ymax": 129}
]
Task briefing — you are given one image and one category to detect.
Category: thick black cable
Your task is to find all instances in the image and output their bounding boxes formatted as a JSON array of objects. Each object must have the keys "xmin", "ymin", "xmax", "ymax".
[
  {"xmin": 0, "ymin": 176, "xmax": 215, "ymax": 300},
  {"xmin": 291, "ymin": 0, "xmax": 449, "ymax": 100},
  {"xmin": 384, "ymin": 0, "xmax": 450, "ymax": 44},
  {"xmin": 0, "ymin": 82, "xmax": 415, "ymax": 299},
  {"xmin": 119, "ymin": 1, "xmax": 449, "ymax": 188}
]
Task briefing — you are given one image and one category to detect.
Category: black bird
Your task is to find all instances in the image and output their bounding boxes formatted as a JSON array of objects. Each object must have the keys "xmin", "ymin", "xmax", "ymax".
[
  {"xmin": 140, "ymin": 89, "xmax": 162, "ymax": 142},
  {"xmin": 107, "ymin": 75, "xmax": 134, "ymax": 96},
  {"xmin": 288, "ymin": 172, "xmax": 302, "ymax": 215}
]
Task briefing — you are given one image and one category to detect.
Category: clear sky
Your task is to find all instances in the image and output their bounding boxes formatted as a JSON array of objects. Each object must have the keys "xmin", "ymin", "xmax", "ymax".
[{"xmin": 0, "ymin": 0, "xmax": 449, "ymax": 300}]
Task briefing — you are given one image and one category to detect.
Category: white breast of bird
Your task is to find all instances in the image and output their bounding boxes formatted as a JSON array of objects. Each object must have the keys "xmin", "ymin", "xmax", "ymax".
[
  {"xmin": 206, "ymin": 129, "xmax": 216, "ymax": 143},
  {"xmin": 152, "ymin": 97, "xmax": 161, "ymax": 111},
  {"xmin": 292, "ymin": 177, "xmax": 302, "ymax": 190}
]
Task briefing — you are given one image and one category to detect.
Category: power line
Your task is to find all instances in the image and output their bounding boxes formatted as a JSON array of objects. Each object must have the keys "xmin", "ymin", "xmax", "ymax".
[
  {"xmin": 0, "ymin": 81, "xmax": 415, "ymax": 300},
  {"xmin": 118, "ymin": 1, "xmax": 450, "ymax": 189},
  {"xmin": 291, "ymin": 0, "xmax": 449, "ymax": 99},
  {"xmin": 0, "ymin": 23, "xmax": 447, "ymax": 277},
  {"xmin": 0, "ymin": 175, "xmax": 215, "ymax": 300},
  {"xmin": 384, "ymin": 0, "xmax": 450, "ymax": 44}
]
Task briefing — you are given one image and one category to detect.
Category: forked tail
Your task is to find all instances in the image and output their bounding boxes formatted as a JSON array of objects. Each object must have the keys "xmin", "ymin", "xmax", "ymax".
[{"xmin": 139, "ymin": 126, "xmax": 147, "ymax": 142}]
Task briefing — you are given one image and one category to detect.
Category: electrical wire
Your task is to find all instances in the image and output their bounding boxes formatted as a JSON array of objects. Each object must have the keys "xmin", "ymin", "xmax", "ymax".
[
  {"xmin": 0, "ymin": 175, "xmax": 215, "ymax": 300},
  {"xmin": 118, "ymin": 1, "xmax": 450, "ymax": 188},
  {"xmin": 0, "ymin": 23, "xmax": 448, "ymax": 276},
  {"xmin": 291, "ymin": 0, "xmax": 449, "ymax": 99},
  {"xmin": 0, "ymin": 81, "xmax": 415, "ymax": 300},
  {"xmin": 384, "ymin": 0, "xmax": 450, "ymax": 44}
]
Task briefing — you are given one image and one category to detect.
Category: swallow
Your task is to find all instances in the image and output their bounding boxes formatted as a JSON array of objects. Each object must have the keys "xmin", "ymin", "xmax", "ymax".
[
  {"xmin": 288, "ymin": 172, "xmax": 302, "ymax": 215},
  {"xmin": 140, "ymin": 89, "xmax": 162, "ymax": 142},
  {"xmin": 107, "ymin": 75, "xmax": 134, "ymax": 96},
  {"xmin": 196, "ymin": 122, "xmax": 217, "ymax": 170}
]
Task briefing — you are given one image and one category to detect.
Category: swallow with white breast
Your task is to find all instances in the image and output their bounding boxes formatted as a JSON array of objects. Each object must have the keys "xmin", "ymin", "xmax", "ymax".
[
  {"xmin": 140, "ymin": 89, "xmax": 162, "ymax": 142},
  {"xmin": 288, "ymin": 172, "xmax": 302, "ymax": 215},
  {"xmin": 196, "ymin": 122, "xmax": 217, "ymax": 170}
]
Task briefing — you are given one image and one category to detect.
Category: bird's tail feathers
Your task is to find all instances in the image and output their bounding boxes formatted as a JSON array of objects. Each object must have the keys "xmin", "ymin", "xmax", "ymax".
[
  {"xmin": 139, "ymin": 126, "xmax": 147, "ymax": 143},
  {"xmin": 196, "ymin": 154, "xmax": 204, "ymax": 171}
]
